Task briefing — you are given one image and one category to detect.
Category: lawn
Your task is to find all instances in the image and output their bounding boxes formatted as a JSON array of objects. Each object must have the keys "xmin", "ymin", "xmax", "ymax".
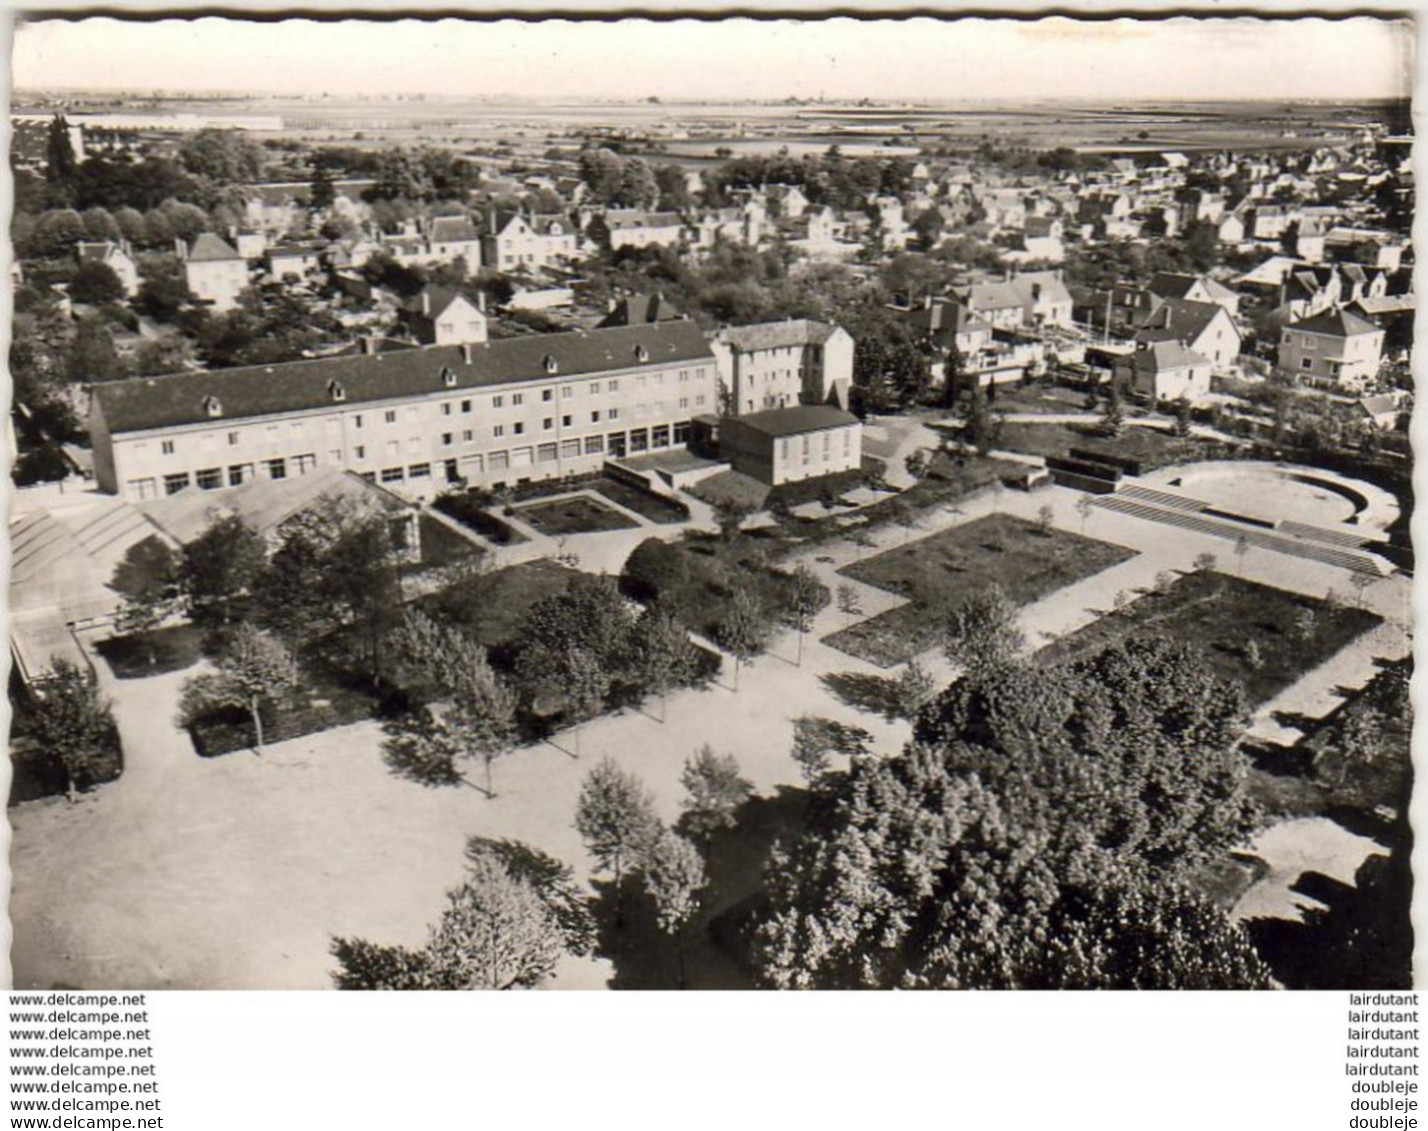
[
  {"xmin": 516, "ymin": 494, "xmax": 638, "ymax": 536},
  {"xmin": 414, "ymin": 512, "xmax": 485, "ymax": 571},
  {"xmin": 418, "ymin": 557, "xmax": 583, "ymax": 658},
  {"xmin": 95, "ymin": 624, "xmax": 207, "ymax": 678},
  {"xmin": 590, "ymin": 478, "xmax": 690, "ymax": 524},
  {"xmin": 1036, "ymin": 570, "xmax": 1383, "ymax": 708},
  {"xmin": 823, "ymin": 513, "xmax": 1136, "ymax": 667},
  {"xmin": 999, "ymin": 420, "xmax": 1207, "ymax": 470}
]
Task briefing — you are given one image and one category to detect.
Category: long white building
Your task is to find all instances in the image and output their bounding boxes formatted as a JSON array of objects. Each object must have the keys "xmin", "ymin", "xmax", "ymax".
[{"xmin": 89, "ymin": 321, "xmax": 718, "ymax": 503}]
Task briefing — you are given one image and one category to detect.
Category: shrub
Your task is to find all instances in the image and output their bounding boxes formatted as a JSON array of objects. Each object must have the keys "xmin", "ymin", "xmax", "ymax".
[{"xmin": 620, "ymin": 537, "xmax": 689, "ymax": 603}]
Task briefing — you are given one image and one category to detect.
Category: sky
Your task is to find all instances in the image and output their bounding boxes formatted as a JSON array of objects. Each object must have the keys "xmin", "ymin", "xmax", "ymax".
[{"xmin": 9, "ymin": 15, "xmax": 1416, "ymax": 103}]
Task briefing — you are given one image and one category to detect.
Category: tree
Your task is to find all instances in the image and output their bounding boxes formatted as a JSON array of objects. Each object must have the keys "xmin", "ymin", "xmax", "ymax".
[
  {"xmin": 1193, "ymin": 551, "xmax": 1218, "ymax": 574},
  {"xmin": 1293, "ymin": 606, "xmax": 1318, "ymax": 643},
  {"xmin": 757, "ymin": 640, "xmax": 1269, "ymax": 989},
  {"xmin": 717, "ymin": 585, "xmax": 769, "ymax": 692},
  {"xmin": 464, "ymin": 838, "xmax": 597, "ymax": 959},
  {"xmin": 562, "ymin": 647, "xmax": 610, "ymax": 758},
  {"xmin": 620, "ymin": 537, "xmax": 688, "ymax": 603},
  {"xmin": 629, "ymin": 605, "xmax": 699, "ymax": 721},
  {"xmin": 382, "ymin": 623, "xmax": 518, "ymax": 793},
  {"xmin": 109, "ymin": 535, "xmax": 182, "ymax": 662},
  {"xmin": 1098, "ymin": 382, "xmax": 1126, "ymax": 438},
  {"xmin": 45, "ymin": 115, "xmax": 78, "ymax": 202},
  {"xmin": 180, "ymin": 515, "xmax": 267, "ymax": 624},
  {"xmin": 640, "ymin": 828, "xmax": 706, "ymax": 987},
  {"xmin": 1244, "ymin": 639, "xmax": 1265, "ymax": 671},
  {"xmin": 1172, "ymin": 397, "xmax": 1193, "ymax": 438},
  {"xmin": 575, "ymin": 758, "xmax": 661, "ymax": 902},
  {"xmin": 329, "ymin": 937, "xmax": 432, "ymax": 990},
  {"xmin": 24, "ymin": 660, "xmax": 117, "ymax": 803},
  {"xmin": 68, "ymin": 316, "xmax": 126, "ymax": 383},
  {"xmin": 69, "ymin": 261, "xmax": 126, "ymax": 306},
  {"xmin": 782, "ymin": 564, "xmax": 829, "ymax": 667},
  {"xmin": 904, "ymin": 447, "xmax": 931, "ymax": 481},
  {"xmin": 1036, "ymin": 504, "xmax": 1055, "ymax": 536},
  {"xmin": 178, "ymin": 128, "xmax": 266, "ymax": 185},
  {"xmin": 178, "ymin": 624, "xmax": 299, "ymax": 753},
  {"xmin": 309, "ymin": 161, "xmax": 336, "ymax": 212},
  {"xmin": 421, "ymin": 854, "xmax": 568, "ymax": 990},
  {"xmin": 679, "ymin": 745, "xmax": 754, "ymax": 841},
  {"xmin": 712, "ymin": 496, "xmax": 755, "ymax": 543},
  {"xmin": 895, "ymin": 656, "xmax": 939, "ymax": 720},
  {"xmin": 1350, "ymin": 571, "xmax": 1375, "ymax": 609},
  {"xmin": 790, "ymin": 714, "xmax": 872, "ymax": 786},
  {"xmin": 1075, "ymin": 493, "xmax": 1095, "ymax": 535},
  {"xmin": 943, "ymin": 584, "xmax": 1024, "ymax": 675},
  {"xmin": 1233, "ymin": 533, "xmax": 1251, "ymax": 577},
  {"xmin": 835, "ymin": 582, "xmax": 863, "ymax": 628}
]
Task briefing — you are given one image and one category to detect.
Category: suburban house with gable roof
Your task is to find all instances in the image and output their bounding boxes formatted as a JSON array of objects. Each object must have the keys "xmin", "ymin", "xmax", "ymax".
[
  {"xmin": 480, "ymin": 210, "xmax": 579, "ymax": 272},
  {"xmin": 1146, "ymin": 272, "xmax": 1241, "ymax": 318},
  {"xmin": 180, "ymin": 232, "xmax": 249, "ymax": 311},
  {"xmin": 1276, "ymin": 308, "xmax": 1385, "ymax": 390},
  {"xmin": 1116, "ymin": 339, "xmax": 1213, "ymax": 404},
  {"xmin": 75, "ymin": 239, "xmax": 140, "ymax": 297},
  {"xmin": 1133, "ymin": 298, "xmax": 1242, "ymax": 371},
  {"xmin": 399, "ymin": 286, "xmax": 489, "ymax": 346}
]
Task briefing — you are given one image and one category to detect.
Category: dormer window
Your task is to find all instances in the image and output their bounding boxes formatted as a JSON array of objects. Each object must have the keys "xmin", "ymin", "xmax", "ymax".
[
  {"xmin": 202, "ymin": 395, "xmax": 223, "ymax": 418},
  {"xmin": 543, "ymin": 355, "xmax": 558, "ymax": 374},
  {"xmin": 328, "ymin": 380, "xmax": 346, "ymax": 402},
  {"xmin": 441, "ymin": 366, "xmax": 457, "ymax": 388},
  {"xmin": 634, "ymin": 345, "xmax": 649, "ymax": 363}
]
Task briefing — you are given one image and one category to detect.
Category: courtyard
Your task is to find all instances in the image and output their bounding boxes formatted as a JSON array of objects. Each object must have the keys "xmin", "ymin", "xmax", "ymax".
[{"xmin": 7, "ymin": 461, "xmax": 1413, "ymax": 991}]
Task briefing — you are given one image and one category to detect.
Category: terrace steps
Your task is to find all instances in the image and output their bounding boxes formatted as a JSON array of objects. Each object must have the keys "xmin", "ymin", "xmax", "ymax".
[{"xmin": 1091, "ymin": 494, "xmax": 1383, "ymax": 577}]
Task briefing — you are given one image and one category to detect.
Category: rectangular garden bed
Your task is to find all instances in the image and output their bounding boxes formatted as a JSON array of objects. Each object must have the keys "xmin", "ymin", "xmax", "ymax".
[
  {"xmin": 823, "ymin": 513, "xmax": 1136, "ymax": 667},
  {"xmin": 515, "ymin": 494, "xmax": 638, "ymax": 536},
  {"xmin": 1035, "ymin": 570, "xmax": 1382, "ymax": 707}
]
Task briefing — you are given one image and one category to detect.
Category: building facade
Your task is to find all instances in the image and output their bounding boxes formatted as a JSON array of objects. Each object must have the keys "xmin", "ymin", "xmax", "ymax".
[
  {"xmin": 89, "ymin": 322, "xmax": 718, "ymax": 504},
  {"xmin": 718, "ymin": 406, "xmax": 862, "ymax": 485},
  {"xmin": 1277, "ymin": 309, "xmax": 1385, "ymax": 390},
  {"xmin": 710, "ymin": 320, "xmax": 855, "ymax": 416}
]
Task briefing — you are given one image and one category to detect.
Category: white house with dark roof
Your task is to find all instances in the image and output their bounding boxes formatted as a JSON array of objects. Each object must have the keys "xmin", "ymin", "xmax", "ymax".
[
  {"xmin": 399, "ymin": 286, "xmax": 488, "ymax": 346},
  {"xmin": 710, "ymin": 319, "xmax": 854, "ymax": 416},
  {"xmin": 1133, "ymin": 298, "xmax": 1241, "ymax": 371},
  {"xmin": 1146, "ymin": 272, "xmax": 1241, "ymax": 318},
  {"xmin": 1115, "ymin": 339, "xmax": 1213, "ymax": 404},
  {"xmin": 87, "ymin": 321, "xmax": 717, "ymax": 503},
  {"xmin": 1277, "ymin": 309, "xmax": 1385, "ymax": 390},
  {"xmin": 75, "ymin": 240, "xmax": 140, "ymax": 297},
  {"xmin": 180, "ymin": 232, "xmax": 248, "ymax": 311},
  {"xmin": 481, "ymin": 210, "xmax": 578, "ymax": 272}
]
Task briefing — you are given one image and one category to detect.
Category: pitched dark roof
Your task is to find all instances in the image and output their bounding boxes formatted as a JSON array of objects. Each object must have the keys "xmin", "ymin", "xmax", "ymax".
[
  {"xmin": 428, "ymin": 216, "xmax": 480, "ymax": 243},
  {"xmin": 1289, "ymin": 308, "xmax": 1381, "ymax": 338},
  {"xmin": 717, "ymin": 319, "xmax": 839, "ymax": 352},
  {"xmin": 1147, "ymin": 272, "xmax": 1237, "ymax": 301},
  {"xmin": 1127, "ymin": 340, "xmax": 1208, "ymax": 373},
  {"xmin": 1133, "ymin": 298, "xmax": 1233, "ymax": 347},
  {"xmin": 91, "ymin": 321, "xmax": 714, "ymax": 436},
  {"xmin": 185, "ymin": 233, "xmax": 241, "ymax": 262},
  {"xmin": 597, "ymin": 293, "xmax": 683, "ymax": 328},
  {"xmin": 731, "ymin": 405, "xmax": 858, "ymax": 438}
]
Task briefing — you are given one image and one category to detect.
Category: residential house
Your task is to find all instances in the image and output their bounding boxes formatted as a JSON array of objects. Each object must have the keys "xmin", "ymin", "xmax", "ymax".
[
  {"xmin": 586, "ymin": 210, "xmax": 686, "ymax": 252},
  {"xmin": 399, "ymin": 287, "xmax": 488, "ymax": 346},
  {"xmin": 481, "ymin": 210, "xmax": 579, "ymax": 272},
  {"xmin": 180, "ymin": 232, "xmax": 248, "ymax": 312},
  {"xmin": 1277, "ymin": 308, "xmax": 1385, "ymax": 390},
  {"xmin": 1116, "ymin": 339, "xmax": 1213, "ymax": 404},
  {"xmin": 597, "ymin": 293, "xmax": 684, "ymax": 329},
  {"xmin": 75, "ymin": 240, "xmax": 140, "ymax": 297},
  {"xmin": 1147, "ymin": 272, "xmax": 1241, "ymax": 318},
  {"xmin": 1133, "ymin": 298, "xmax": 1242, "ymax": 371}
]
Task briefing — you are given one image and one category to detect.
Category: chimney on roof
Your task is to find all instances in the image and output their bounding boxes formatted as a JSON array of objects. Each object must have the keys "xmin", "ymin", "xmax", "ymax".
[
  {"xmin": 421, "ymin": 290, "xmax": 431, "ymax": 315},
  {"xmin": 175, "ymin": 237, "xmax": 186, "ymax": 260},
  {"xmin": 476, "ymin": 290, "xmax": 486, "ymax": 314},
  {"xmin": 361, "ymin": 336, "xmax": 379, "ymax": 356},
  {"xmin": 461, "ymin": 343, "xmax": 473, "ymax": 364}
]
